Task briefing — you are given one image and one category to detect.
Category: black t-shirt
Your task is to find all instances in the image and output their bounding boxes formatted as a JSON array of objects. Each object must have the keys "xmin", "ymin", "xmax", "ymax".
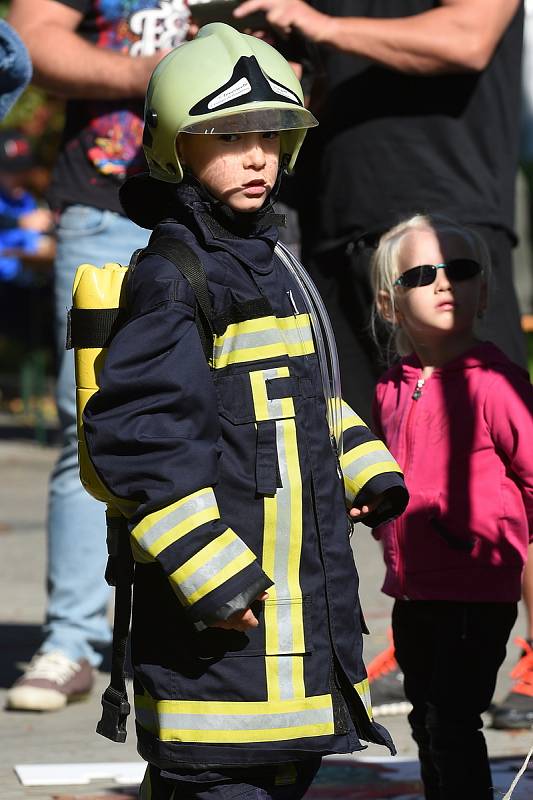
[
  {"xmin": 48, "ymin": 1, "xmax": 190, "ymax": 214},
  {"xmin": 297, "ymin": 0, "xmax": 524, "ymax": 253}
]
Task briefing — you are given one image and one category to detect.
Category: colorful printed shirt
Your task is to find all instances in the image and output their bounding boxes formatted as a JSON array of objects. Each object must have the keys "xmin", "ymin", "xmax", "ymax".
[{"xmin": 48, "ymin": 1, "xmax": 190, "ymax": 214}]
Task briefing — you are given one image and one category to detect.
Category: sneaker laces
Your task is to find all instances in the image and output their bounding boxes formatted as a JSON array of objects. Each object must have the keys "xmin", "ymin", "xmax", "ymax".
[
  {"xmin": 367, "ymin": 629, "xmax": 399, "ymax": 682},
  {"xmin": 23, "ymin": 651, "xmax": 81, "ymax": 685},
  {"xmin": 509, "ymin": 637, "xmax": 533, "ymax": 697}
]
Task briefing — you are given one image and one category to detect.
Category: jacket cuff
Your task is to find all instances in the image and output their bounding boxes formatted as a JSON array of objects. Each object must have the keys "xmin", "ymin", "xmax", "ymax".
[
  {"xmin": 166, "ymin": 528, "xmax": 270, "ymax": 623},
  {"xmin": 354, "ymin": 474, "xmax": 409, "ymax": 529},
  {"xmin": 341, "ymin": 439, "xmax": 404, "ymax": 507},
  {"xmin": 198, "ymin": 574, "xmax": 274, "ymax": 628}
]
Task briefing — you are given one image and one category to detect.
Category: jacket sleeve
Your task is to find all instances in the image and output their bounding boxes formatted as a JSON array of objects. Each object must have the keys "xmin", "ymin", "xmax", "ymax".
[
  {"xmin": 483, "ymin": 370, "xmax": 533, "ymax": 541},
  {"xmin": 340, "ymin": 400, "xmax": 408, "ymax": 528},
  {"xmin": 83, "ymin": 253, "xmax": 272, "ymax": 625}
]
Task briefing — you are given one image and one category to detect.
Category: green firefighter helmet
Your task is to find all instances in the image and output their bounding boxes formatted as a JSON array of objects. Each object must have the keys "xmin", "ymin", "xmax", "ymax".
[{"xmin": 143, "ymin": 22, "xmax": 318, "ymax": 183}]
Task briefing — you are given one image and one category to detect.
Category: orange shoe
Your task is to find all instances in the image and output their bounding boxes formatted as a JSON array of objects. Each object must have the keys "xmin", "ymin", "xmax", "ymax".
[{"xmin": 491, "ymin": 638, "xmax": 533, "ymax": 730}]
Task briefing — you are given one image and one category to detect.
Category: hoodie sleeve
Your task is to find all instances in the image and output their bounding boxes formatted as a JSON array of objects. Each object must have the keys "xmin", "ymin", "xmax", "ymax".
[
  {"xmin": 483, "ymin": 369, "xmax": 533, "ymax": 540},
  {"xmin": 83, "ymin": 253, "xmax": 271, "ymax": 625},
  {"xmin": 340, "ymin": 400, "xmax": 408, "ymax": 528}
]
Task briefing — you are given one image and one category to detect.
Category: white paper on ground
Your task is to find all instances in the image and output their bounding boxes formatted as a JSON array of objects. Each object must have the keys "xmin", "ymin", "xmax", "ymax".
[{"xmin": 14, "ymin": 761, "xmax": 146, "ymax": 786}]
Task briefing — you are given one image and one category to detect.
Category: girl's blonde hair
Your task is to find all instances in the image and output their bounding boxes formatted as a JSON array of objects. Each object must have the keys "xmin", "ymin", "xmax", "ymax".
[{"xmin": 370, "ymin": 213, "xmax": 491, "ymax": 360}]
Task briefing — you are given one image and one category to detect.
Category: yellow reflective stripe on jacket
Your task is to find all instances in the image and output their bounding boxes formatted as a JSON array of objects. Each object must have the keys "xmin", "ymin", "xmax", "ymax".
[
  {"xmin": 250, "ymin": 366, "xmax": 295, "ymax": 421},
  {"xmin": 342, "ymin": 440, "xmax": 402, "ymax": 504},
  {"xmin": 213, "ymin": 314, "xmax": 314, "ymax": 368},
  {"xmin": 169, "ymin": 528, "xmax": 256, "ymax": 607},
  {"xmin": 261, "ymin": 417, "xmax": 305, "ymax": 702},
  {"xmin": 131, "ymin": 488, "xmax": 219, "ymax": 559},
  {"xmin": 355, "ymin": 678, "xmax": 373, "ymax": 720},
  {"xmin": 340, "ymin": 401, "xmax": 365, "ymax": 432},
  {"xmin": 135, "ymin": 693, "xmax": 335, "ymax": 743}
]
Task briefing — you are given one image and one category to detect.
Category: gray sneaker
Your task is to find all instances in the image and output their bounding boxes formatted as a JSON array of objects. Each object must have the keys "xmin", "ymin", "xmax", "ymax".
[{"xmin": 5, "ymin": 651, "xmax": 94, "ymax": 712}]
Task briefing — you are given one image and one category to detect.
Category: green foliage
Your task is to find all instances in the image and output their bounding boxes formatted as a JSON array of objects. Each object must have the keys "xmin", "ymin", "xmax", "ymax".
[
  {"xmin": 1, "ymin": 87, "xmax": 64, "ymax": 168},
  {"xmin": 0, "ymin": 3, "xmax": 65, "ymax": 167}
]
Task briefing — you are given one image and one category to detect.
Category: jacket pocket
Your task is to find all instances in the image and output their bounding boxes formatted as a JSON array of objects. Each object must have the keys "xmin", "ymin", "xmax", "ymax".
[
  {"xmin": 430, "ymin": 492, "xmax": 476, "ymax": 552},
  {"xmin": 215, "ymin": 366, "xmax": 300, "ymax": 496},
  {"xmin": 401, "ymin": 491, "xmax": 477, "ymax": 577},
  {"xmin": 193, "ymin": 595, "xmax": 313, "ymax": 659}
]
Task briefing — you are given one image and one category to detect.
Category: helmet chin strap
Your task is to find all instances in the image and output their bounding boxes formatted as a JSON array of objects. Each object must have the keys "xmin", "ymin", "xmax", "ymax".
[{"xmin": 181, "ymin": 165, "xmax": 287, "ymax": 233}]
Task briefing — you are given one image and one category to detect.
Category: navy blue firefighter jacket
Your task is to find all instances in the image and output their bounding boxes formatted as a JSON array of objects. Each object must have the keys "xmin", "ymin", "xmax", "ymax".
[{"xmin": 83, "ymin": 179, "xmax": 408, "ymax": 770}]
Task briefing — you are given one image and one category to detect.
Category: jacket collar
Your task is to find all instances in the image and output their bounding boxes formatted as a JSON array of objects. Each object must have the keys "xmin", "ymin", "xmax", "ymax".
[
  {"xmin": 175, "ymin": 178, "xmax": 280, "ymax": 274},
  {"xmin": 120, "ymin": 172, "xmax": 282, "ymax": 274}
]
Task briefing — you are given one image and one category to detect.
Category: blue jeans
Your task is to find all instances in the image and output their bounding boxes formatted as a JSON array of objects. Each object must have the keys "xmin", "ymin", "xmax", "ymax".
[
  {"xmin": 139, "ymin": 760, "xmax": 322, "ymax": 800},
  {"xmin": 43, "ymin": 205, "xmax": 149, "ymax": 667}
]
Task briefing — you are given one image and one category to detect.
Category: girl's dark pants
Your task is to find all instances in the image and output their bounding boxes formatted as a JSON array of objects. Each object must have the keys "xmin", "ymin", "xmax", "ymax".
[{"xmin": 392, "ymin": 599, "xmax": 517, "ymax": 800}]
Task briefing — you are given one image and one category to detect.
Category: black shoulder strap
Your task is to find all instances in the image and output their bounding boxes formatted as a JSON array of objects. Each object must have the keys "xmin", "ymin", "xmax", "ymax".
[
  {"xmin": 139, "ymin": 236, "xmax": 215, "ymax": 363},
  {"xmin": 67, "ymin": 238, "xmax": 215, "ymax": 364}
]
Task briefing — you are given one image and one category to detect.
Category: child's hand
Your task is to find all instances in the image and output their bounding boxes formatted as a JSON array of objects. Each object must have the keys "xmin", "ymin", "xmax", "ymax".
[
  {"xmin": 210, "ymin": 592, "xmax": 269, "ymax": 632},
  {"xmin": 18, "ymin": 207, "xmax": 53, "ymax": 233},
  {"xmin": 350, "ymin": 495, "xmax": 384, "ymax": 520}
]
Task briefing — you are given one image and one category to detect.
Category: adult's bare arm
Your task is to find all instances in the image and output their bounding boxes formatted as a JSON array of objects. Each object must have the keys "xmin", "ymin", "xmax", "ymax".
[
  {"xmin": 8, "ymin": 0, "xmax": 168, "ymax": 99},
  {"xmin": 234, "ymin": 0, "xmax": 522, "ymax": 74}
]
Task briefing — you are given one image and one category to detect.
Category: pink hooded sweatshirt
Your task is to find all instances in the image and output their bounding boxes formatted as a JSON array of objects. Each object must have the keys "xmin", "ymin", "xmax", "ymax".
[{"xmin": 373, "ymin": 342, "xmax": 533, "ymax": 603}]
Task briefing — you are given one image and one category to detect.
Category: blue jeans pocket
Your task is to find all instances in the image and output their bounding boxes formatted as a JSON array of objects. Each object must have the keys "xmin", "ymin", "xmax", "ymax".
[{"xmin": 57, "ymin": 204, "xmax": 114, "ymax": 238}]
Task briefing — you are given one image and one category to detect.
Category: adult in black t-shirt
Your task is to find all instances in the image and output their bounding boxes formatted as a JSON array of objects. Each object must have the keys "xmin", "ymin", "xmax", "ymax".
[
  {"xmin": 236, "ymin": 0, "xmax": 527, "ymax": 424},
  {"xmin": 235, "ymin": 1, "xmax": 527, "ymax": 797}
]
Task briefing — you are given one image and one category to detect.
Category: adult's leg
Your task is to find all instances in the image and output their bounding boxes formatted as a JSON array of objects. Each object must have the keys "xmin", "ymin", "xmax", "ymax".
[
  {"xmin": 474, "ymin": 225, "xmax": 528, "ymax": 368},
  {"xmin": 303, "ymin": 242, "xmax": 384, "ymax": 425},
  {"xmin": 523, "ymin": 543, "xmax": 533, "ymax": 643},
  {"xmin": 43, "ymin": 206, "xmax": 149, "ymax": 665},
  {"xmin": 395, "ymin": 600, "xmax": 517, "ymax": 800}
]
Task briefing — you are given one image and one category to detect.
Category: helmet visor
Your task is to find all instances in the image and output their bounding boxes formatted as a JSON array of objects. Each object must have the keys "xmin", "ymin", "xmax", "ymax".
[{"xmin": 181, "ymin": 107, "xmax": 318, "ymax": 134}]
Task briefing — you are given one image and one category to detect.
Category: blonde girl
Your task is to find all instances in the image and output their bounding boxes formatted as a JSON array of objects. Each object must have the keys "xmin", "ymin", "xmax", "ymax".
[{"xmin": 370, "ymin": 213, "xmax": 533, "ymax": 800}]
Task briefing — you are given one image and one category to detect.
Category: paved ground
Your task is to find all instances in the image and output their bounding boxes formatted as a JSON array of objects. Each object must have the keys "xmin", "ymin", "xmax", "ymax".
[{"xmin": 0, "ymin": 436, "xmax": 532, "ymax": 799}]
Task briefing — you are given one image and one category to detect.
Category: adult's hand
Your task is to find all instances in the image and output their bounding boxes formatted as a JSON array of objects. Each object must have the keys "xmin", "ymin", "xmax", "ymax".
[
  {"xmin": 236, "ymin": 0, "xmax": 522, "ymax": 75},
  {"xmin": 8, "ymin": 0, "xmax": 174, "ymax": 99},
  {"xmin": 234, "ymin": 0, "xmax": 330, "ymax": 42}
]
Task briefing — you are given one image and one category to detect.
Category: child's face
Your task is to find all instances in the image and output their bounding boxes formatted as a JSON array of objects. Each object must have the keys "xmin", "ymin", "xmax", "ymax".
[
  {"xmin": 178, "ymin": 131, "xmax": 280, "ymax": 212},
  {"xmin": 393, "ymin": 227, "xmax": 486, "ymax": 346}
]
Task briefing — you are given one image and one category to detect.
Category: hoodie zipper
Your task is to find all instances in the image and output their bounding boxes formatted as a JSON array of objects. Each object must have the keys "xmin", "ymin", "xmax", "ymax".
[
  {"xmin": 412, "ymin": 377, "xmax": 425, "ymax": 400},
  {"xmin": 397, "ymin": 372, "xmax": 426, "ymax": 595}
]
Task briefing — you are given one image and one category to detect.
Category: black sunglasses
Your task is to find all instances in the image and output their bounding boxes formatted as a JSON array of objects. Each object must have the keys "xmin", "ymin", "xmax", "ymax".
[{"xmin": 393, "ymin": 258, "xmax": 482, "ymax": 289}]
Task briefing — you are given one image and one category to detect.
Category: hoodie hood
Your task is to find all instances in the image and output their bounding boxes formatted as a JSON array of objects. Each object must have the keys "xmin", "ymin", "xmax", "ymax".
[{"xmin": 399, "ymin": 341, "xmax": 530, "ymax": 381}]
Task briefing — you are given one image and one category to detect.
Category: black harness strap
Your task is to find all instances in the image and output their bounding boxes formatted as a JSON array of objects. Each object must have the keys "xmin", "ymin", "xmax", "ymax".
[
  {"xmin": 140, "ymin": 236, "xmax": 215, "ymax": 361},
  {"xmin": 67, "ymin": 307, "xmax": 127, "ymax": 350},
  {"xmin": 96, "ymin": 512, "xmax": 133, "ymax": 743}
]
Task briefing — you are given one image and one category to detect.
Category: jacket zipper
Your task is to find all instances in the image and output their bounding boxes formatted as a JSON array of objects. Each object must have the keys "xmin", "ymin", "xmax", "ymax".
[{"xmin": 397, "ymin": 373, "xmax": 425, "ymax": 595}]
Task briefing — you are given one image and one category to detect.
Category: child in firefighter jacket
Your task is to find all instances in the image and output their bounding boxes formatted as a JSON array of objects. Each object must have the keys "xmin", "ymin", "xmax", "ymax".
[{"xmin": 83, "ymin": 24, "xmax": 409, "ymax": 800}]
